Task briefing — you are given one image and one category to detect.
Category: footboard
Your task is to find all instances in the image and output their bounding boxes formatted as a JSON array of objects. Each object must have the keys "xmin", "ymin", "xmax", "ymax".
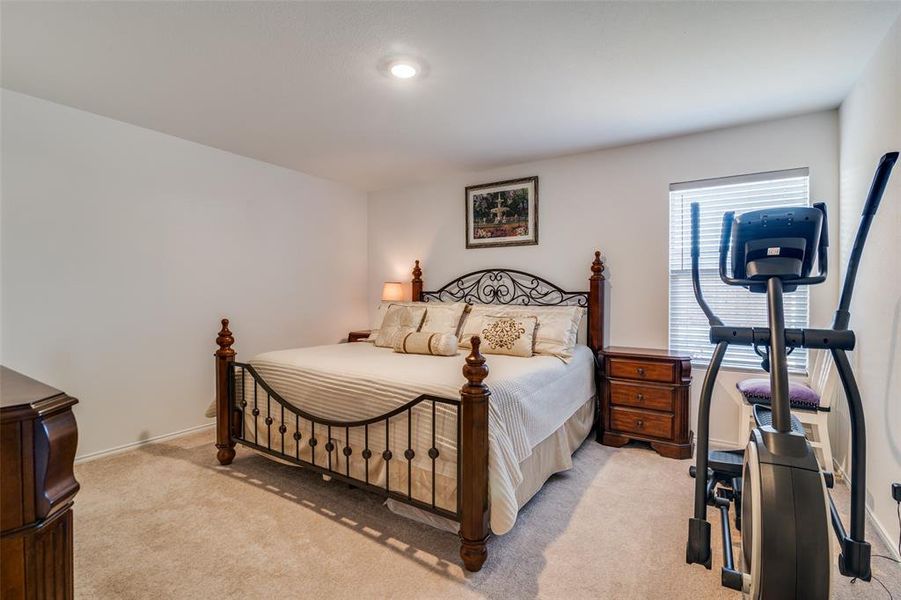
[
  {"xmin": 228, "ymin": 361, "xmax": 462, "ymax": 520},
  {"xmin": 213, "ymin": 319, "xmax": 491, "ymax": 571}
]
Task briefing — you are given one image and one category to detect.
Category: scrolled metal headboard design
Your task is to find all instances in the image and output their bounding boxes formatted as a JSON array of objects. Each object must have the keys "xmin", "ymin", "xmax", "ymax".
[
  {"xmin": 411, "ymin": 252, "xmax": 605, "ymax": 352},
  {"xmin": 422, "ymin": 268, "xmax": 588, "ymax": 308}
]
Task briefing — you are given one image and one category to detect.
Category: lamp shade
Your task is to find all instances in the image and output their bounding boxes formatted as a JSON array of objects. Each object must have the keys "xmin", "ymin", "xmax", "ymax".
[{"xmin": 381, "ymin": 282, "xmax": 404, "ymax": 302}]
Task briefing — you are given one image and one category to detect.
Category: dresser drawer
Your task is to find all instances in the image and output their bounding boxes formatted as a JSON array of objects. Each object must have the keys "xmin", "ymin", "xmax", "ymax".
[
  {"xmin": 609, "ymin": 406, "xmax": 673, "ymax": 439},
  {"xmin": 608, "ymin": 358, "xmax": 676, "ymax": 383},
  {"xmin": 609, "ymin": 381, "xmax": 674, "ymax": 412}
]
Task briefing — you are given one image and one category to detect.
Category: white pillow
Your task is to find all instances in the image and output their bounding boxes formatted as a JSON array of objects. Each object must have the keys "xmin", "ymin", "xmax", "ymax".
[
  {"xmin": 459, "ymin": 304, "xmax": 584, "ymax": 360},
  {"xmin": 374, "ymin": 304, "xmax": 427, "ymax": 348},
  {"xmin": 372, "ymin": 301, "xmax": 467, "ymax": 337},
  {"xmin": 577, "ymin": 310, "xmax": 589, "ymax": 345}
]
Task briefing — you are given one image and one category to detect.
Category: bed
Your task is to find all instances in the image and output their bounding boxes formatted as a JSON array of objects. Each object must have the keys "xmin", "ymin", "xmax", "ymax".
[{"xmin": 213, "ymin": 252, "xmax": 607, "ymax": 571}]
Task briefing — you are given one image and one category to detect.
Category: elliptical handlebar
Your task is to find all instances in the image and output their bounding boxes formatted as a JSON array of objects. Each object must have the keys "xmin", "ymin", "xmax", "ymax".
[
  {"xmin": 717, "ymin": 211, "xmax": 736, "ymax": 286},
  {"xmin": 833, "ymin": 151, "xmax": 899, "ymax": 330},
  {"xmin": 690, "ymin": 202, "xmax": 723, "ymax": 327},
  {"xmin": 862, "ymin": 152, "xmax": 898, "ymax": 216},
  {"xmin": 813, "ymin": 201, "xmax": 829, "ymax": 277}
]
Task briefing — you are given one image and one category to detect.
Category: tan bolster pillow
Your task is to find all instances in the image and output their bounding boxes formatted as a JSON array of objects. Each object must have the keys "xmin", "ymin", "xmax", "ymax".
[{"xmin": 393, "ymin": 331, "xmax": 459, "ymax": 356}]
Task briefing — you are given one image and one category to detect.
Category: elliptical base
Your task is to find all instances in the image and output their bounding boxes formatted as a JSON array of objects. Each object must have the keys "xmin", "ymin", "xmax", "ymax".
[{"xmin": 686, "ymin": 517, "xmax": 712, "ymax": 569}]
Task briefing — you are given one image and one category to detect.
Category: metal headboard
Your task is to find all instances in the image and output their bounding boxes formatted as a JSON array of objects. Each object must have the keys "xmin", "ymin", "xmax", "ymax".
[
  {"xmin": 411, "ymin": 252, "xmax": 606, "ymax": 352},
  {"xmin": 421, "ymin": 269, "xmax": 588, "ymax": 308}
]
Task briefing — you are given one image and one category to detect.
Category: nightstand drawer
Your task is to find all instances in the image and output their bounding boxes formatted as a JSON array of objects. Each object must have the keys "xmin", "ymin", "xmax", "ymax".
[
  {"xmin": 608, "ymin": 358, "xmax": 676, "ymax": 383},
  {"xmin": 609, "ymin": 406, "xmax": 673, "ymax": 439},
  {"xmin": 609, "ymin": 381, "xmax": 674, "ymax": 412}
]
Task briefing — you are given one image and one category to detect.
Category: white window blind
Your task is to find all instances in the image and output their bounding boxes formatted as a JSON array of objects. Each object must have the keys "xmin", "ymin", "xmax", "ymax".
[{"xmin": 669, "ymin": 169, "xmax": 810, "ymax": 373}]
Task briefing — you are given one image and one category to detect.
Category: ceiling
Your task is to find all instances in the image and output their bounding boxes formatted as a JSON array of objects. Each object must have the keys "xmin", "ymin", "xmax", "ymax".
[{"xmin": 3, "ymin": 2, "xmax": 899, "ymax": 191}]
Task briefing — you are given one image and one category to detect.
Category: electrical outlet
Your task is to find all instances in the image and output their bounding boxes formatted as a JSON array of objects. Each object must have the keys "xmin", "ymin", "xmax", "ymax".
[{"xmin": 892, "ymin": 482, "xmax": 901, "ymax": 503}]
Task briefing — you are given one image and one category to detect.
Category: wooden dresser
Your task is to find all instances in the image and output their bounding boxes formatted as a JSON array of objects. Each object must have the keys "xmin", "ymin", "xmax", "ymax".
[
  {"xmin": 1, "ymin": 367, "xmax": 79, "ymax": 600},
  {"xmin": 597, "ymin": 347, "xmax": 693, "ymax": 459}
]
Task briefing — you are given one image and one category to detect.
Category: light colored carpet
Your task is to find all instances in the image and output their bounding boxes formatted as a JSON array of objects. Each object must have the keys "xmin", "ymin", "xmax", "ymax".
[{"xmin": 73, "ymin": 428, "xmax": 899, "ymax": 599}]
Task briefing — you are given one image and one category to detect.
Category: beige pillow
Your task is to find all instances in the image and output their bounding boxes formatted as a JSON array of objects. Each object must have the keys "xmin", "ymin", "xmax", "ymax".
[
  {"xmin": 420, "ymin": 302, "xmax": 468, "ymax": 335},
  {"xmin": 371, "ymin": 301, "xmax": 467, "ymax": 338},
  {"xmin": 460, "ymin": 304, "xmax": 583, "ymax": 360},
  {"xmin": 393, "ymin": 331, "xmax": 459, "ymax": 356},
  {"xmin": 478, "ymin": 315, "xmax": 538, "ymax": 357},
  {"xmin": 374, "ymin": 304, "xmax": 427, "ymax": 348},
  {"xmin": 372, "ymin": 301, "xmax": 414, "ymax": 330}
]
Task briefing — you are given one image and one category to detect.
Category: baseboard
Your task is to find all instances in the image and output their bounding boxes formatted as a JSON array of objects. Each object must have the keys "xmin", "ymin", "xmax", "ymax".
[
  {"xmin": 709, "ymin": 437, "xmax": 739, "ymax": 451},
  {"xmin": 832, "ymin": 463, "xmax": 901, "ymax": 563},
  {"xmin": 832, "ymin": 458, "xmax": 850, "ymax": 482},
  {"xmin": 75, "ymin": 422, "xmax": 214, "ymax": 464},
  {"xmin": 867, "ymin": 506, "xmax": 901, "ymax": 562}
]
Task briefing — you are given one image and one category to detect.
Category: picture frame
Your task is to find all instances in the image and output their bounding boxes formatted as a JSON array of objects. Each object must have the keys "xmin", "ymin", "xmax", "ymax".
[{"xmin": 465, "ymin": 176, "xmax": 539, "ymax": 249}]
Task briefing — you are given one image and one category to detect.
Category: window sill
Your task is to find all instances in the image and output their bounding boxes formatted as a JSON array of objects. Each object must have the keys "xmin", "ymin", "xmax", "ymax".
[{"xmin": 690, "ymin": 361, "xmax": 808, "ymax": 377}]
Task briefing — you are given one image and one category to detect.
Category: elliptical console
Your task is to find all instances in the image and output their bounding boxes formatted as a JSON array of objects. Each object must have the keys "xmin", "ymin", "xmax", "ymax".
[
  {"xmin": 730, "ymin": 206, "xmax": 825, "ymax": 290},
  {"xmin": 684, "ymin": 152, "xmax": 898, "ymax": 599}
]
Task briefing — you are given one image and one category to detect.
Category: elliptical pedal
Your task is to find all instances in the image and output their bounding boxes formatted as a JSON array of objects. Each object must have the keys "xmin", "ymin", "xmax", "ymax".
[
  {"xmin": 752, "ymin": 404, "xmax": 805, "ymax": 434},
  {"xmin": 708, "ymin": 449, "xmax": 744, "ymax": 478}
]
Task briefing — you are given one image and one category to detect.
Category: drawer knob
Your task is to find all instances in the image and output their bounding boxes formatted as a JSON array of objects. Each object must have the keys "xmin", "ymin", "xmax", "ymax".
[
  {"xmin": 637, "ymin": 367, "xmax": 646, "ymax": 377},
  {"xmin": 636, "ymin": 419, "xmax": 644, "ymax": 428},
  {"xmin": 637, "ymin": 393, "xmax": 645, "ymax": 402}
]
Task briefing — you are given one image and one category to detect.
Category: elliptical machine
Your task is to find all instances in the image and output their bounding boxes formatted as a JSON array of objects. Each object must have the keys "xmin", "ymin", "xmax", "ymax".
[{"xmin": 685, "ymin": 152, "xmax": 898, "ymax": 598}]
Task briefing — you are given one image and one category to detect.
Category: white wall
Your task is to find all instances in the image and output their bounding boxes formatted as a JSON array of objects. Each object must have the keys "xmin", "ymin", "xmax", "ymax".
[
  {"xmin": 368, "ymin": 111, "xmax": 840, "ymax": 446},
  {"xmin": 835, "ymin": 17, "xmax": 901, "ymax": 555},
  {"xmin": 1, "ymin": 90, "xmax": 368, "ymax": 458}
]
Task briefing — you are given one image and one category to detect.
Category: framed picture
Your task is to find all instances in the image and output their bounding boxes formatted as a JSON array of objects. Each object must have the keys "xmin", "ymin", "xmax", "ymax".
[{"xmin": 465, "ymin": 176, "xmax": 538, "ymax": 249}]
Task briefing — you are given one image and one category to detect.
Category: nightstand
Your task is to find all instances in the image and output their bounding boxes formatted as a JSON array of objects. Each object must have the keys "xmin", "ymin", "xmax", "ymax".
[
  {"xmin": 348, "ymin": 330, "xmax": 372, "ymax": 343},
  {"xmin": 597, "ymin": 347, "xmax": 693, "ymax": 459}
]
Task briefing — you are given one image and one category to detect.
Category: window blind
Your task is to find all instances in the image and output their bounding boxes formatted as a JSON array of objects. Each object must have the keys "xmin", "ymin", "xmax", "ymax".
[{"xmin": 669, "ymin": 169, "xmax": 810, "ymax": 373}]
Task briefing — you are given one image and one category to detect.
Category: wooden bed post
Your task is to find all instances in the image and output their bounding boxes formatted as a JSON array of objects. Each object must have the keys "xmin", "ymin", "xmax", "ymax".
[
  {"xmin": 459, "ymin": 336, "xmax": 490, "ymax": 572},
  {"xmin": 411, "ymin": 259, "xmax": 423, "ymax": 301},
  {"xmin": 588, "ymin": 250, "xmax": 606, "ymax": 353},
  {"xmin": 215, "ymin": 318, "xmax": 237, "ymax": 465}
]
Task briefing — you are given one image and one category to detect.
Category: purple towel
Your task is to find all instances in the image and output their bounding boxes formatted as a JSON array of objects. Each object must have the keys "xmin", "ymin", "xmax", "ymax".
[{"xmin": 736, "ymin": 378, "xmax": 820, "ymax": 410}]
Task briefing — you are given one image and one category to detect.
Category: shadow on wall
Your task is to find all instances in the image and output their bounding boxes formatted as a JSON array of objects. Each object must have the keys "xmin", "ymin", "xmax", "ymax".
[
  {"xmin": 884, "ymin": 298, "xmax": 901, "ymax": 464},
  {"xmin": 688, "ymin": 366, "xmax": 747, "ymax": 449},
  {"xmin": 828, "ymin": 297, "xmax": 901, "ymax": 478}
]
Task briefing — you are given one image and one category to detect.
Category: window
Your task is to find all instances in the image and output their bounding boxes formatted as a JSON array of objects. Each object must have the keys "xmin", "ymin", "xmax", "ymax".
[{"xmin": 668, "ymin": 168, "xmax": 810, "ymax": 373}]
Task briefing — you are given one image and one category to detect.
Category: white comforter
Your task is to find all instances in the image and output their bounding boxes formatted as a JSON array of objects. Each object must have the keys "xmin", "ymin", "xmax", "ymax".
[{"xmin": 242, "ymin": 342, "xmax": 595, "ymax": 534}]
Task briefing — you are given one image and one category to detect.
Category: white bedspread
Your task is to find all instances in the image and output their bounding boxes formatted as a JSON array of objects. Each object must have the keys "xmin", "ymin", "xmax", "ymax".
[{"xmin": 242, "ymin": 342, "xmax": 595, "ymax": 534}]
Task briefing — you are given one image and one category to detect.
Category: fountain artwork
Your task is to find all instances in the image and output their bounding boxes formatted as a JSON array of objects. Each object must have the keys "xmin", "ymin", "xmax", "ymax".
[
  {"xmin": 490, "ymin": 193, "xmax": 510, "ymax": 223},
  {"xmin": 465, "ymin": 176, "xmax": 539, "ymax": 249}
]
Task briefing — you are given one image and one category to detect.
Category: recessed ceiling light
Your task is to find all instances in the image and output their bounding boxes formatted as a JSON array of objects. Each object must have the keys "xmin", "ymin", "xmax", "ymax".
[{"xmin": 390, "ymin": 62, "xmax": 418, "ymax": 79}]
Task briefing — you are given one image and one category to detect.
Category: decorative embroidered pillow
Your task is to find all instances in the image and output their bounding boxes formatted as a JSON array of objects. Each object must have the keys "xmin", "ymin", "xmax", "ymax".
[
  {"xmin": 459, "ymin": 305, "xmax": 583, "ymax": 360},
  {"xmin": 478, "ymin": 315, "xmax": 538, "ymax": 357},
  {"xmin": 392, "ymin": 331, "xmax": 459, "ymax": 356},
  {"xmin": 374, "ymin": 304, "xmax": 427, "ymax": 348}
]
